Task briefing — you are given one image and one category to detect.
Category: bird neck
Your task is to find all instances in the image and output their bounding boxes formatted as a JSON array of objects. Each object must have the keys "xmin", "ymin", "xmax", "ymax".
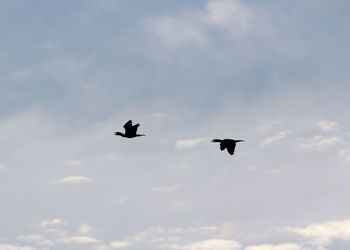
[{"xmin": 115, "ymin": 132, "xmax": 124, "ymax": 137}]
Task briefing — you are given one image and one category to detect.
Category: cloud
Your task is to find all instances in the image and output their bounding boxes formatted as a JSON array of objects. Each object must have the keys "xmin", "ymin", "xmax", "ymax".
[
  {"xmin": 128, "ymin": 225, "xmax": 220, "ymax": 246},
  {"xmin": 78, "ymin": 224, "xmax": 93, "ymax": 235},
  {"xmin": 185, "ymin": 226, "xmax": 218, "ymax": 234},
  {"xmin": 60, "ymin": 236, "xmax": 100, "ymax": 245},
  {"xmin": 1, "ymin": 1, "xmax": 350, "ymax": 250},
  {"xmin": 286, "ymin": 219, "xmax": 350, "ymax": 248},
  {"xmin": 338, "ymin": 148, "xmax": 350, "ymax": 163},
  {"xmin": 205, "ymin": 0, "xmax": 252, "ymax": 27},
  {"xmin": 0, "ymin": 245, "xmax": 37, "ymax": 250},
  {"xmin": 96, "ymin": 245, "xmax": 112, "ymax": 250},
  {"xmin": 40, "ymin": 218, "xmax": 64, "ymax": 227},
  {"xmin": 146, "ymin": 0, "xmax": 255, "ymax": 50},
  {"xmin": 171, "ymin": 239, "xmax": 241, "ymax": 250},
  {"xmin": 110, "ymin": 241, "xmax": 130, "ymax": 249},
  {"xmin": 298, "ymin": 136, "xmax": 340, "ymax": 152},
  {"xmin": 10, "ymin": 68, "xmax": 35, "ymax": 80},
  {"xmin": 170, "ymin": 200, "xmax": 191, "ymax": 209},
  {"xmin": 24, "ymin": 219, "xmax": 128, "ymax": 249},
  {"xmin": 65, "ymin": 159, "xmax": 82, "ymax": 167},
  {"xmin": 175, "ymin": 138, "xmax": 208, "ymax": 149},
  {"xmin": 55, "ymin": 176, "xmax": 92, "ymax": 185},
  {"xmin": 148, "ymin": 16, "xmax": 209, "ymax": 50},
  {"xmin": 17, "ymin": 235, "xmax": 43, "ymax": 242},
  {"xmin": 17, "ymin": 234, "xmax": 53, "ymax": 247},
  {"xmin": 257, "ymin": 120, "xmax": 282, "ymax": 133},
  {"xmin": 245, "ymin": 243, "xmax": 302, "ymax": 250},
  {"xmin": 152, "ymin": 185, "xmax": 185, "ymax": 193},
  {"xmin": 315, "ymin": 120, "xmax": 339, "ymax": 132},
  {"xmin": 47, "ymin": 228, "xmax": 68, "ymax": 238},
  {"xmin": 218, "ymin": 222, "xmax": 237, "ymax": 238},
  {"xmin": 262, "ymin": 131, "xmax": 288, "ymax": 145}
]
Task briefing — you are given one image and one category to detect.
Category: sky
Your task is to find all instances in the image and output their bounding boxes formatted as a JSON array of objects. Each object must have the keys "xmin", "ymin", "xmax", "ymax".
[{"xmin": 1, "ymin": 0, "xmax": 350, "ymax": 249}]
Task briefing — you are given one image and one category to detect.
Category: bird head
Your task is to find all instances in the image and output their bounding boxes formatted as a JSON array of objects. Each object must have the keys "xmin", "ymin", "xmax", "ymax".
[{"xmin": 235, "ymin": 139, "xmax": 244, "ymax": 143}]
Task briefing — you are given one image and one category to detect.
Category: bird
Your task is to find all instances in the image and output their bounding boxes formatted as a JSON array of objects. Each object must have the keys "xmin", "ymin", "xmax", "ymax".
[
  {"xmin": 114, "ymin": 120, "xmax": 145, "ymax": 138},
  {"xmin": 212, "ymin": 139, "xmax": 244, "ymax": 155}
]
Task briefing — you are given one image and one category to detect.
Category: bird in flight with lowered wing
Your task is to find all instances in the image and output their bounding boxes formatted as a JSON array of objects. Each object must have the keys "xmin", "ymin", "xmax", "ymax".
[{"xmin": 212, "ymin": 139, "xmax": 244, "ymax": 155}]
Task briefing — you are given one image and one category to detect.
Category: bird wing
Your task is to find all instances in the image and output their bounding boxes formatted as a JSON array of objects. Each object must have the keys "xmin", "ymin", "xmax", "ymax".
[
  {"xmin": 220, "ymin": 142, "xmax": 226, "ymax": 151},
  {"xmin": 123, "ymin": 120, "xmax": 133, "ymax": 132},
  {"xmin": 130, "ymin": 123, "xmax": 140, "ymax": 134},
  {"xmin": 227, "ymin": 144, "xmax": 236, "ymax": 155}
]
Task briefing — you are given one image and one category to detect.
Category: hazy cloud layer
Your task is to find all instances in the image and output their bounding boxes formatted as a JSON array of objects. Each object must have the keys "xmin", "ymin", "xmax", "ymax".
[{"xmin": 1, "ymin": 0, "xmax": 350, "ymax": 249}]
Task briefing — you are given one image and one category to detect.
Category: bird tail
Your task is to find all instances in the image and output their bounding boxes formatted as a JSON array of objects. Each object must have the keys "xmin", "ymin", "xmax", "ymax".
[{"xmin": 212, "ymin": 139, "xmax": 221, "ymax": 143}]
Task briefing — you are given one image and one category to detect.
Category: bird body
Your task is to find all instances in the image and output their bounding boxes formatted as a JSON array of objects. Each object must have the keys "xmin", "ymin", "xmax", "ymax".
[
  {"xmin": 114, "ymin": 120, "xmax": 145, "ymax": 138},
  {"xmin": 212, "ymin": 139, "xmax": 244, "ymax": 155}
]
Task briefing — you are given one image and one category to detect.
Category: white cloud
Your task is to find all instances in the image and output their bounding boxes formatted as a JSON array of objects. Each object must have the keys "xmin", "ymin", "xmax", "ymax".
[
  {"xmin": 96, "ymin": 245, "xmax": 110, "ymax": 250},
  {"xmin": 218, "ymin": 222, "xmax": 237, "ymax": 238},
  {"xmin": 17, "ymin": 235, "xmax": 43, "ymax": 242},
  {"xmin": 148, "ymin": 16, "xmax": 209, "ymax": 50},
  {"xmin": 65, "ymin": 159, "xmax": 82, "ymax": 167},
  {"xmin": 338, "ymin": 148, "xmax": 350, "ymax": 163},
  {"xmin": 286, "ymin": 219, "xmax": 350, "ymax": 248},
  {"xmin": 298, "ymin": 136, "xmax": 340, "ymax": 152},
  {"xmin": 152, "ymin": 185, "xmax": 184, "ymax": 193},
  {"xmin": 171, "ymin": 239, "xmax": 241, "ymax": 250},
  {"xmin": 78, "ymin": 224, "xmax": 93, "ymax": 235},
  {"xmin": 0, "ymin": 244, "xmax": 37, "ymax": 250},
  {"xmin": 60, "ymin": 236, "xmax": 100, "ymax": 245},
  {"xmin": 146, "ymin": 0, "xmax": 255, "ymax": 50},
  {"xmin": 17, "ymin": 234, "xmax": 53, "ymax": 247},
  {"xmin": 262, "ymin": 131, "xmax": 288, "ymax": 145},
  {"xmin": 96, "ymin": 245, "xmax": 112, "ymax": 250},
  {"xmin": 245, "ymin": 243, "xmax": 302, "ymax": 250},
  {"xmin": 315, "ymin": 120, "xmax": 338, "ymax": 132},
  {"xmin": 185, "ymin": 226, "xmax": 218, "ymax": 234},
  {"xmin": 257, "ymin": 120, "xmax": 281, "ymax": 133},
  {"xmin": 128, "ymin": 225, "xmax": 220, "ymax": 246},
  {"xmin": 204, "ymin": 0, "xmax": 253, "ymax": 34},
  {"xmin": 47, "ymin": 228, "xmax": 68, "ymax": 238},
  {"xmin": 175, "ymin": 138, "xmax": 208, "ymax": 149},
  {"xmin": 171, "ymin": 200, "xmax": 190, "ymax": 209},
  {"xmin": 40, "ymin": 218, "xmax": 64, "ymax": 227},
  {"xmin": 110, "ymin": 241, "xmax": 130, "ymax": 249},
  {"xmin": 55, "ymin": 176, "xmax": 92, "ymax": 184},
  {"xmin": 266, "ymin": 168, "xmax": 281, "ymax": 174}
]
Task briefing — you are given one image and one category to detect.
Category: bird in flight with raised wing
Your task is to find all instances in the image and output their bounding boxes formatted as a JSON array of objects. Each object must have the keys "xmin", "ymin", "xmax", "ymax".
[
  {"xmin": 212, "ymin": 139, "xmax": 244, "ymax": 155},
  {"xmin": 114, "ymin": 120, "xmax": 145, "ymax": 138}
]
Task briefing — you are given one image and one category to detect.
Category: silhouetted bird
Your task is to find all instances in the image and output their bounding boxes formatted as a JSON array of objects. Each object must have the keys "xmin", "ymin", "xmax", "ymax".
[
  {"xmin": 114, "ymin": 120, "xmax": 145, "ymax": 138},
  {"xmin": 212, "ymin": 139, "xmax": 244, "ymax": 155}
]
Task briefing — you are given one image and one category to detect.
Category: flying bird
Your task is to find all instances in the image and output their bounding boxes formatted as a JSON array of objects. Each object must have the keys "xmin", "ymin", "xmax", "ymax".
[
  {"xmin": 212, "ymin": 139, "xmax": 244, "ymax": 155},
  {"xmin": 114, "ymin": 120, "xmax": 145, "ymax": 138}
]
